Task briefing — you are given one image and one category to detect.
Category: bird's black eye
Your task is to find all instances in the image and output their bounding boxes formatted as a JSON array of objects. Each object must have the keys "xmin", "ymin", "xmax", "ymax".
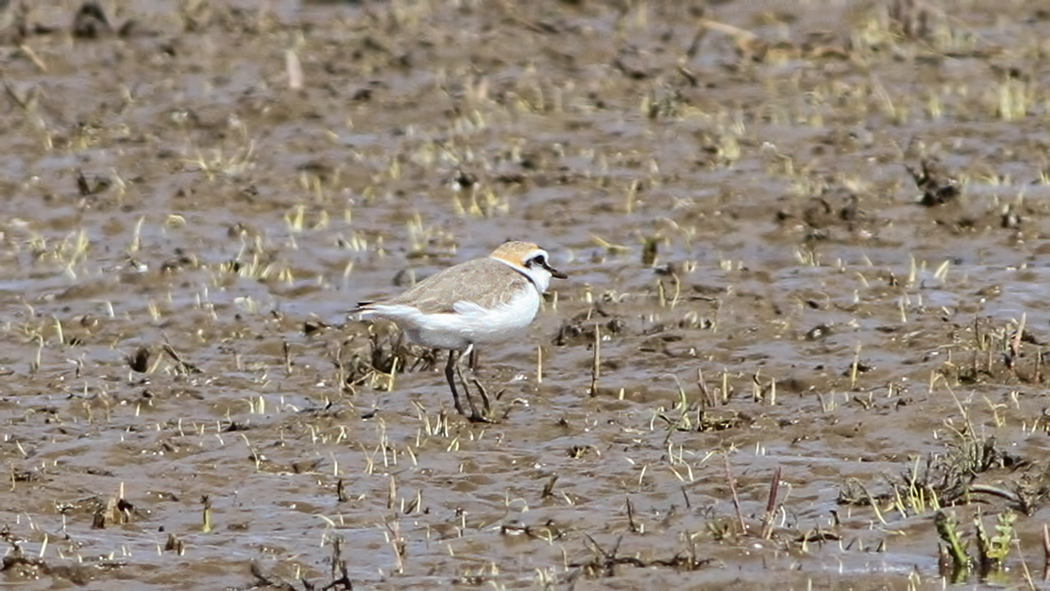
[{"xmin": 527, "ymin": 255, "xmax": 545, "ymax": 268}]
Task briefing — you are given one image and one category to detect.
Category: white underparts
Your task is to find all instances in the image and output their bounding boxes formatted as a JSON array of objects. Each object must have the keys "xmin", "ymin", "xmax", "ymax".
[{"xmin": 360, "ymin": 285, "xmax": 542, "ymax": 350}]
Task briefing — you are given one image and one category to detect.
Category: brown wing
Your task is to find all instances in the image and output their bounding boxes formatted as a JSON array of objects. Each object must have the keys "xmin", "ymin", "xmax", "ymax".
[{"xmin": 380, "ymin": 258, "xmax": 531, "ymax": 314}]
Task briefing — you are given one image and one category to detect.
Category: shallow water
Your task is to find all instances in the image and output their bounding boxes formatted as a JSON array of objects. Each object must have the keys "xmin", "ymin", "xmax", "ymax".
[{"xmin": 2, "ymin": 0, "xmax": 1050, "ymax": 589}]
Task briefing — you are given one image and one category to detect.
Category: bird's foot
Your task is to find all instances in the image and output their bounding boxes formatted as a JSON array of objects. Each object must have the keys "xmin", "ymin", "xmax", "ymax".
[{"xmin": 465, "ymin": 410, "xmax": 494, "ymax": 423}]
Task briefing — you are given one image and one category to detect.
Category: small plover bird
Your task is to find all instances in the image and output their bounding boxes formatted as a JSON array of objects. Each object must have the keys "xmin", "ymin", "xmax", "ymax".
[{"xmin": 352, "ymin": 241, "xmax": 566, "ymax": 421}]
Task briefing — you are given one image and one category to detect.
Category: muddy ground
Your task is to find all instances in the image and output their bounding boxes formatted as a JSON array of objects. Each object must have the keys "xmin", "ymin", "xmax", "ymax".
[{"xmin": 2, "ymin": 0, "xmax": 1050, "ymax": 589}]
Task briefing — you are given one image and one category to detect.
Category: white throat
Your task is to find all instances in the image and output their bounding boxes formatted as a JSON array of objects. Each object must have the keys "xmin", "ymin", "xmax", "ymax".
[{"xmin": 493, "ymin": 257, "xmax": 552, "ymax": 294}]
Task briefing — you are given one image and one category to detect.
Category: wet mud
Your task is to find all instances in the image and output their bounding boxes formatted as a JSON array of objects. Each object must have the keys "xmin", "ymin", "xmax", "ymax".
[{"xmin": 2, "ymin": 0, "xmax": 1050, "ymax": 589}]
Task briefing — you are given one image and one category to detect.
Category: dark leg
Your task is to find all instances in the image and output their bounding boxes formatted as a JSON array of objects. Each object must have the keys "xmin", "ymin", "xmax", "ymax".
[
  {"xmin": 455, "ymin": 360, "xmax": 490, "ymax": 422},
  {"xmin": 469, "ymin": 376, "xmax": 492, "ymax": 417},
  {"xmin": 446, "ymin": 348, "xmax": 486, "ymax": 420},
  {"xmin": 443, "ymin": 345, "xmax": 490, "ymax": 422},
  {"xmin": 445, "ymin": 349, "xmax": 466, "ymax": 416}
]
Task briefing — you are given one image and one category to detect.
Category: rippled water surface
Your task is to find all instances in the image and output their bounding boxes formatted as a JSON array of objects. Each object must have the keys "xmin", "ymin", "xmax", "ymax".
[{"xmin": 2, "ymin": 1, "xmax": 1050, "ymax": 589}]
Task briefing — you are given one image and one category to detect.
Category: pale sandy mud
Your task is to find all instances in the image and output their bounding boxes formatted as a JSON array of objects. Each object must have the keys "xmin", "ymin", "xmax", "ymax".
[{"xmin": 2, "ymin": 1, "xmax": 1050, "ymax": 589}]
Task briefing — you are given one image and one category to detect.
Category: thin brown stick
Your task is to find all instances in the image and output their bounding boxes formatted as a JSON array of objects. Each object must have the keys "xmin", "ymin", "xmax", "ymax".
[
  {"xmin": 1009, "ymin": 313, "xmax": 1026, "ymax": 370},
  {"xmin": 724, "ymin": 455, "xmax": 747, "ymax": 534},
  {"xmin": 698, "ymin": 18, "xmax": 760, "ymax": 46},
  {"xmin": 1035, "ymin": 349, "xmax": 1043, "ymax": 385},
  {"xmin": 283, "ymin": 340, "xmax": 292, "ymax": 376},
  {"xmin": 697, "ymin": 366, "xmax": 712, "ymax": 408},
  {"xmin": 1041, "ymin": 523, "xmax": 1050, "ymax": 581},
  {"xmin": 1015, "ymin": 538, "xmax": 1037, "ymax": 591},
  {"xmin": 17, "ymin": 45, "xmax": 49, "ymax": 73},
  {"xmin": 626, "ymin": 495, "xmax": 639, "ymax": 533},
  {"xmin": 761, "ymin": 467, "xmax": 782, "ymax": 539},
  {"xmin": 589, "ymin": 324, "xmax": 601, "ymax": 397},
  {"xmin": 163, "ymin": 343, "xmax": 201, "ymax": 373}
]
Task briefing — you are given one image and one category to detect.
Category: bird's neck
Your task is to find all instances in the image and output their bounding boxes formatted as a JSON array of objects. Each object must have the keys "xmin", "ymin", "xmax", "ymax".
[{"xmin": 491, "ymin": 257, "xmax": 550, "ymax": 293}]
